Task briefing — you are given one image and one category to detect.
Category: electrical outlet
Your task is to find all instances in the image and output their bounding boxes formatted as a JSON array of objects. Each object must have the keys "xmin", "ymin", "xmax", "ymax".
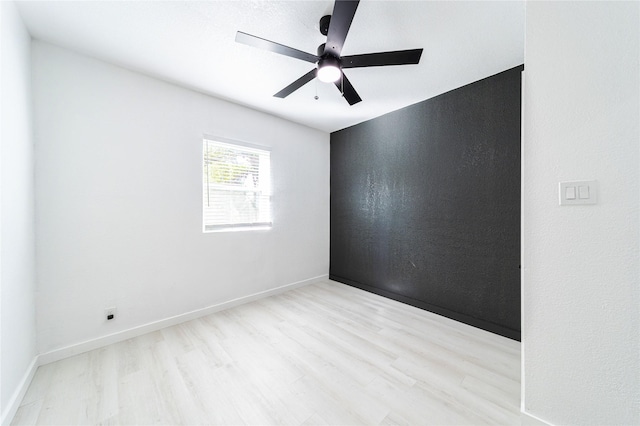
[{"xmin": 105, "ymin": 307, "xmax": 117, "ymax": 321}]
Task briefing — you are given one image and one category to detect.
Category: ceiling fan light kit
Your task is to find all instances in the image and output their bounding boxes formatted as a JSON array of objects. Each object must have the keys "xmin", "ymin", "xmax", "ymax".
[
  {"xmin": 317, "ymin": 56, "xmax": 341, "ymax": 83},
  {"xmin": 235, "ymin": 0, "xmax": 423, "ymax": 105}
]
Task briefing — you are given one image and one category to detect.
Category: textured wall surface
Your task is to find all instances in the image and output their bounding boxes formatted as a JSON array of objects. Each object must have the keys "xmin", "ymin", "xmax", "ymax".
[
  {"xmin": 522, "ymin": 2, "xmax": 639, "ymax": 425},
  {"xmin": 330, "ymin": 66, "xmax": 522, "ymax": 340}
]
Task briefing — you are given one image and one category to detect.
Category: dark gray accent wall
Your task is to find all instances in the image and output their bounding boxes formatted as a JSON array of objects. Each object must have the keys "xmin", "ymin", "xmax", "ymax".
[{"xmin": 330, "ymin": 65, "xmax": 523, "ymax": 340}]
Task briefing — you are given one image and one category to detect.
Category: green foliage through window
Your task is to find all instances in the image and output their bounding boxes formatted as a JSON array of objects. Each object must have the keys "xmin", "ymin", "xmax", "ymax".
[{"xmin": 204, "ymin": 146, "xmax": 259, "ymax": 187}]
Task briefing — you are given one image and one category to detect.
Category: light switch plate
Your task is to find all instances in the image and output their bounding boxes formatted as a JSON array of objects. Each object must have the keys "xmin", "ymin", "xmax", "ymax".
[{"xmin": 559, "ymin": 180, "xmax": 597, "ymax": 205}]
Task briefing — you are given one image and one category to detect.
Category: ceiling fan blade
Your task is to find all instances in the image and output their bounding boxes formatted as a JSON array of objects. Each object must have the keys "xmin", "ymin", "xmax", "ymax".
[
  {"xmin": 236, "ymin": 31, "xmax": 319, "ymax": 63},
  {"xmin": 274, "ymin": 69, "xmax": 317, "ymax": 98},
  {"xmin": 324, "ymin": 0, "xmax": 359, "ymax": 58},
  {"xmin": 334, "ymin": 72, "xmax": 362, "ymax": 105},
  {"xmin": 341, "ymin": 49, "xmax": 423, "ymax": 68}
]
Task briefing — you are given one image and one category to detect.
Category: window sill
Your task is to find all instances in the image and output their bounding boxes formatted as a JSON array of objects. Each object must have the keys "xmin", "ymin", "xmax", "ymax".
[{"xmin": 203, "ymin": 224, "xmax": 272, "ymax": 233}]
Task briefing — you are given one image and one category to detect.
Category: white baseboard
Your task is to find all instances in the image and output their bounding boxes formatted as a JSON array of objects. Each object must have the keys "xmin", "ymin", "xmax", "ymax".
[
  {"xmin": 521, "ymin": 410, "xmax": 553, "ymax": 426},
  {"xmin": 1, "ymin": 356, "xmax": 39, "ymax": 426},
  {"xmin": 39, "ymin": 274, "xmax": 327, "ymax": 366}
]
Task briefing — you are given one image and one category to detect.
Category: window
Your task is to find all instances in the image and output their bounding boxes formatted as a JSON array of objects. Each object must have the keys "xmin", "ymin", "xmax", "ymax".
[{"xmin": 203, "ymin": 138, "xmax": 272, "ymax": 231}]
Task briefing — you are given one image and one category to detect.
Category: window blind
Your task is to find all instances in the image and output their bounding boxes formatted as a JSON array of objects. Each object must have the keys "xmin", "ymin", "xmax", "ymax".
[{"xmin": 203, "ymin": 139, "xmax": 272, "ymax": 231}]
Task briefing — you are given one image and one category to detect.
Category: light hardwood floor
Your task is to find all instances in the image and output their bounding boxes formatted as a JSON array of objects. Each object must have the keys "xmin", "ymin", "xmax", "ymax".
[{"xmin": 12, "ymin": 280, "xmax": 521, "ymax": 425}]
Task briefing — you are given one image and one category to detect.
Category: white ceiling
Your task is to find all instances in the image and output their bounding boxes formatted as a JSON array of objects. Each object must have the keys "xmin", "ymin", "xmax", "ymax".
[{"xmin": 16, "ymin": 1, "xmax": 525, "ymax": 133}]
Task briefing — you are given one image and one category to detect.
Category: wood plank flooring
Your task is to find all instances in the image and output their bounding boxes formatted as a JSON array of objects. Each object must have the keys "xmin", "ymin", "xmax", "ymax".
[{"xmin": 12, "ymin": 280, "xmax": 521, "ymax": 425}]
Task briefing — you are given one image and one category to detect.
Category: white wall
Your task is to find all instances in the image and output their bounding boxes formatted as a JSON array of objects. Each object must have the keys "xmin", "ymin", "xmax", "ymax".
[
  {"xmin": 32, "ymin": 42, "xmax": 329, "ymax": 355},
  {"xmin": 0, "ymin": 1, "xmax": 38, "ymax": 422},
  {"xmin": 523, "ymin": 2, "xmax": 639, "ymax": 425}
]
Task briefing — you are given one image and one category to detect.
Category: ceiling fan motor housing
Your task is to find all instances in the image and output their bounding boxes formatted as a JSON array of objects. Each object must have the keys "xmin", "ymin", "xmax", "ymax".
[
  {"xmin": 317, "ymin": 44, "xmax": 341, "ymax": 65},
  {"xmin": 317, "ymin": 43, "xmax": 326, "ymax": 57},
  {"xmin": 317, "ymin": 43, "xmax": 339, "ymax": 61},
  {"xmin": 318, "ymin": 55, "xmax": 341, "ymax": 69}
]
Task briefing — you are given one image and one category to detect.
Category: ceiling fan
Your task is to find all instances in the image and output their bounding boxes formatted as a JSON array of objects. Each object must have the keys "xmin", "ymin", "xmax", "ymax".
[{"xmin": 235, "ymin": 0, "xmax": 423, "ymax": 105}]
